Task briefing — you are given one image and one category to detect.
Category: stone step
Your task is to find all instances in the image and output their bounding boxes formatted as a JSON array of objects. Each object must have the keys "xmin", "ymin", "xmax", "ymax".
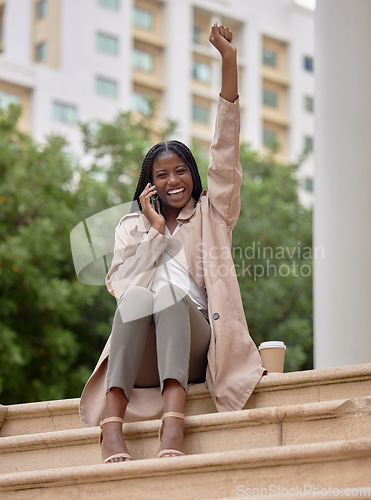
[
  {"xmin": 1, "ymin": 396, "xmax": 370, "ymax": 475},
  {"xmin": 1, "ymin": 437, "xmax": 370, "ymax": 499},
  {"xmin": 217, "ymin": 491, "xmax": 371, "ymax": 500},
  {"xmin": 1, "ymin": 363, "xmax": 370, "ymax": 437}
]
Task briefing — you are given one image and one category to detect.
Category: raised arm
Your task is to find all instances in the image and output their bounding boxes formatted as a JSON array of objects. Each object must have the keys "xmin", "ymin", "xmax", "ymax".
[
  {"xmin": 207, "ymin": 23, "xmax": 242, "ymax": 229},
  {"xmin": 209, "ymin": 22, "xmax": 238, "ymax": 103}
]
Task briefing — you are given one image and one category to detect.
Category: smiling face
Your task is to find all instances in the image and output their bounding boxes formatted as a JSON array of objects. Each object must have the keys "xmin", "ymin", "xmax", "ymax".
[{"xmin": 152, "ymin": 152, "xmax": 193, "ymax": 215}]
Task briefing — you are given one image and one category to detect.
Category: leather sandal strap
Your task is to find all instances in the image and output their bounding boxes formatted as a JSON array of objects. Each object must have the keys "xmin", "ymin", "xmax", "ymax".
[
  {"xmin": 159, "ymin": 412, "xmax": 185, "ymax": 440},
  {"xmin": 100, "ymin": 416, "xmax": 124, "ymax": 428},
  {"xmin": 104, "ymin": 452, "xmax": 132, "ymax": 463},
  {"xmin": 156, "ymin": 448, "xmax": 185, "ymax": 458},
  {"xmin": 161, "ymin": 412, "xmax": 184, "ymax": 422}
]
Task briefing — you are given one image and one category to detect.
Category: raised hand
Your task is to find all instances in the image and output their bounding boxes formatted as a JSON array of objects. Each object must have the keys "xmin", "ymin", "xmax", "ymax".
[
  {"xmin": 209, "ymin": 22, "xmax": 238, "ymax": 103},
  {"xmin": 209, "ymin": 22, "xmax": 237, "ymax": 58}
]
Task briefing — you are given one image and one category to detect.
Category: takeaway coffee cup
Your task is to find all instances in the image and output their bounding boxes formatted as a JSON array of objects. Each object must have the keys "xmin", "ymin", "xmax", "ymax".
[{"xmin": 258, "ymin": 341, "xmax": 286, "ymax": 374}]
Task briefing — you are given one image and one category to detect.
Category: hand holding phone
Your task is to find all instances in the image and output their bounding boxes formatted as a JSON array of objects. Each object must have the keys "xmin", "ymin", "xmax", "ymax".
[
  {"xmin": 150, "ymin": 184, "xmax": 159, "ymax": 213},
  {"xmin": 139, "ymin": 183, "xmax": 165, "ymax": 233}
]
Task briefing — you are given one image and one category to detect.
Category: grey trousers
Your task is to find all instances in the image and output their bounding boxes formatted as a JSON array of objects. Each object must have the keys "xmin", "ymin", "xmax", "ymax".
[{"xmin": 106, "ymin": 285, "xmax": 211, "ymax": 401}]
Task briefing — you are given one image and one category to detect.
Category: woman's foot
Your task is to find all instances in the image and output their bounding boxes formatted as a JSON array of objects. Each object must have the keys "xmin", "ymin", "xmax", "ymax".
[
  {"xmin": 157, "ymin": 414, "xmax": 185, "ymax": 458},
  {"xmin": 100, "ymin": 420, "xmax": 132, "ymax": 463}
]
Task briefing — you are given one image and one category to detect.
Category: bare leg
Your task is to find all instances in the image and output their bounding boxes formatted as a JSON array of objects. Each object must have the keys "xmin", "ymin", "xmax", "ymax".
[
  {"xmin": 102, "ymin": 287, "xmax": 154, "ymax": 463},
  {"xmin": 101, "ymin": 387, "xmax": 131, "ymax": 463},
  {"xmin": 157, "ymin": 378, "xmax": 186, "ymax": 457}
]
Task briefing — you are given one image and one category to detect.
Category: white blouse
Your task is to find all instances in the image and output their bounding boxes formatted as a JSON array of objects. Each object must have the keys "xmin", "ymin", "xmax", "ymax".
[{"xmin": 150, "ymin": 223, "xmax": 208, "ymax": 318}]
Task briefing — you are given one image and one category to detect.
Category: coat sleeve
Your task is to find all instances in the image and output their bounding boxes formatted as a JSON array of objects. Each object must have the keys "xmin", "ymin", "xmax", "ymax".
[
  {"xmin": 106, "ymin": 218, "xmax": 171, "ymax": 299},
  {"xmin": 207, "ymin": 95, "xmax": 242, "ymax": 230}
]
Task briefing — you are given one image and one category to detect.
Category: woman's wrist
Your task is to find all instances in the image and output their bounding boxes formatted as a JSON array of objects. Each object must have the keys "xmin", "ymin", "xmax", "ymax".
[
  {"xmin": 221, "ymin": 48, "xmax": 237, "ymax": 61},
  {"xmin": 152, "ymin": 222, "xmax": 165, "ymax": 234}
]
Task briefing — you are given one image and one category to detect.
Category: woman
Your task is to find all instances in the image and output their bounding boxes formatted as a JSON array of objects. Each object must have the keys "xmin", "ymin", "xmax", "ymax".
[{"xmin": 79, "ymin": 22, "xmax": 265, "ymax": 463}]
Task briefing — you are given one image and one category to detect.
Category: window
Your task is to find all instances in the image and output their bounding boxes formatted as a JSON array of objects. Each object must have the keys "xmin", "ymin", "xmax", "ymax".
[
  {"xmin": 98, "ymin": 0, "xmax": 120, "ymax": 10},
  {"xmin": 263, "ymin": 129, "xmax": 278, "ymax": 147},
  {"xmin": 304, "ymin": 135, "xmax": 314, "ymax": 152},
  {"xmin": 304, "ymin": 95, "xmax": 314, "ymax": 113},
  {"xmin": 262, "ymin": 48, "xmax": 277, "ymax": 67},
  {"xmin": 96, "ymin": 32, "xmax": 118, "ymax": 55},
  {"xmin": 303, "ymin": 177, "xmax": 314, "ymax": 193},
  {"xmin": 193, "ymin": 26, "xmax": 202, "ymax": 44},
  {"xmin": 193, "ymin": 104, "xmax": 209, "ymax": 124},
  {"xmin": 133, "ymin": 7, "xmax": 153, "ymax": 29},
  {"xmin": 193, "ymin": 62, "xmax": 211, "ymax": 84},
  {"xmin": 304, "ymin": 55, "xmax": 314, "ymax": 72},
  {"xmin": 0, "ymin": 90, "xmax": 21, "ymax": 109},
  {"xmin": 53, "ymin": 101, "xmax": 77, "ymax": 124},
  {"xmin": 35, "ymin": 41, "xmax": 47, "ymax": 61},
  {"xmin": 263, "ymin": 88, "xmax": 278, "ymax": 107},
  {"xmin": 37, "ymin": 0, "xmax": 47, "ymax": 19},
  {"xmin": 131, "ymin": 92, "xmax": 152, "ymax": 115},
  {"xmin": 132, "ymin": 48, "xmax": 154, "ymax": 72},
  {"xmin": 96, "ymin": 77, "xmax": 118, "ymax": 98}
]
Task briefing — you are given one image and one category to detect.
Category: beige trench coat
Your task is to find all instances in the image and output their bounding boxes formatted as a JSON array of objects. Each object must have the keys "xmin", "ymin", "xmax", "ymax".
[{"xmin": 79, "ymin": 96, "xmax": 265, "ymax": 427}]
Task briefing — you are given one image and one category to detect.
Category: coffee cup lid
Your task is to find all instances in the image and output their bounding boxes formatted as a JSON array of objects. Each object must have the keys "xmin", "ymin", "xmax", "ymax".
[{"xmin": 258, "ymin": 341, "xmax": 286, "ymax": 350}]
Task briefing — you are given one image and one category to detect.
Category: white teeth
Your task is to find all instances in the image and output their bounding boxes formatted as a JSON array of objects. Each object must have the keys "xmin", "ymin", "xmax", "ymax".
[{"xmin": 168, "ymin": 188, "xmax": 184, "ymax": 195}]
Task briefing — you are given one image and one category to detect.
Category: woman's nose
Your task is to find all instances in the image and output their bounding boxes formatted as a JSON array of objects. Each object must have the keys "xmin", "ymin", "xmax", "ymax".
[{"xmin": 167, "ymin": 173, "xmax": 177, "ymax": 184}]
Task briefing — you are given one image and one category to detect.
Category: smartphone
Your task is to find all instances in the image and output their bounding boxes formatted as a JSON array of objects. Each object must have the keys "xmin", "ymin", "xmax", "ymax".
[{"xmin": 151, "ymin": 184, "xmax": 159, "ymax": 213}]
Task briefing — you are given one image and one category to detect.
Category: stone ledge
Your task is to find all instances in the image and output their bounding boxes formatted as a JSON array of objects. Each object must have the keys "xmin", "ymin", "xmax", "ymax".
[
  {"xmin": 256, "ymin": 363, "xmax": 371, "ymax": 392},
  {"xmin": 188, "ymin": 362, "xmax": 371, "ymax": 398},
  {"xmin": 217, "ymin": 490, "xmax": 371, "ymax": 500},
  {"xmin": 3, "ymin": 398, "xmax": 80, "ymax": 422},
  {"xmin": 1, "ymin": 437, "xmax": 371, "ymax": 492},
  {"xmin": 186, "ymin": 396, "xmax": 371, "ymax": 431},
  {"xmin": 1, "ymin": 363, "xmax": 371, "ymax": 436},
  {"xmin": 0, "ymin": 397, "xmax": 370, "ymax": 454},
  {"xmin": 0, "ymin": 405, "xmax": 7, "ymax": 432}
]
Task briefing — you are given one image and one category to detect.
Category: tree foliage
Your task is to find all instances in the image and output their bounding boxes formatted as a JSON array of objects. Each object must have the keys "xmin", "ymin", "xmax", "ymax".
[
  {"xmin": 80, "ymin": 110, "xmax": 177, "ymax": 204},
  {"xmin": 0, "ymin": 105, "xmax": 172, "ymax": 404},
  {"xmin": 0, "ymin": 104, "xmax": 312, "ymax": 405},
  {"xmin": 191, "ymin": 142, "xmax": 313, "ymax": 371},
  {"xmin": 0, "ymin": 105, "xmax": 108, "ymax": 403},
  {"xmin": 233, "ymin": 145, "xmax": 313, "ymax": 371}
]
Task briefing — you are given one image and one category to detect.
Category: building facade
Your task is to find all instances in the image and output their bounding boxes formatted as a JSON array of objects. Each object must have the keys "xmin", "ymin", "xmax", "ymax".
[{"xmin": 0, "ymin": 0, "xmax": 314, "ymax": 202}]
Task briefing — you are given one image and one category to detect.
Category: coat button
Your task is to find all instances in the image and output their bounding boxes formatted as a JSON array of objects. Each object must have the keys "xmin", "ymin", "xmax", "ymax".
[{"xmin": 212, "ymin": 313, "xmax": 220, "ymax": 320}]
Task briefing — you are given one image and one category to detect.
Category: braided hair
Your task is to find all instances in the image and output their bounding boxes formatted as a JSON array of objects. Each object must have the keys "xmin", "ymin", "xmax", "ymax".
[{"xmin": 132, "ymin": 140, "xmax": 203, "ymax": 212}]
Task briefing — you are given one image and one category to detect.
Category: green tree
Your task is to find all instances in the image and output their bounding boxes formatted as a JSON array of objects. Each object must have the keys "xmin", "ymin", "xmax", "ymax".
[
  {"xmin": 190, "ymin": 140, "xmax": 313, "ymax": 371},
  {"xmin": 232, "ymin": 144, "xmax": 313, "ymax": 371},
  {"xmin": 80, "ymin": 107, "xmax": 177, "ymax": 203},
  {"xmin": 0, "ymin": 104, "xmax": 108, "ymax": 404},
  {"xmin": 0, "ymin": 102, "xmax": 312, "ymax": 405},
  {"xmin": 0, "ymin": 104, "xmax": 173, "ymax": 404}
]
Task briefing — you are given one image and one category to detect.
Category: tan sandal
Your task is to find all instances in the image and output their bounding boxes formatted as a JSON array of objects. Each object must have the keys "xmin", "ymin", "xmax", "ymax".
[
  {"xmin": 100, "ymin": 417, "xmax": 132, "ymax": 463},
  {"xmin": 156, "ymin": 411, "xmax": 185, "ymax": 458}
]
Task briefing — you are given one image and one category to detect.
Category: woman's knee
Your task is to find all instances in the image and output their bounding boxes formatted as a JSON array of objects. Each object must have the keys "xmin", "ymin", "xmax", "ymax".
[
  {"xmin": 153, "ymin": 284, "xmax": 189, "ymax": 314},
  {"xmin": 119, "ymin": 286, "xmax": 153, "ymax": 302},
  {"xmin": 117, "ymin": 286, "xmax": 154, "ymax": 322}
]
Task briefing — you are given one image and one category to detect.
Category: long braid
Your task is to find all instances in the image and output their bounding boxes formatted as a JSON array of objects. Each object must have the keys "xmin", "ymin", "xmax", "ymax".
[{"xmin": 132, "ymin": 141, "xmax": 203, "ymax": 212}]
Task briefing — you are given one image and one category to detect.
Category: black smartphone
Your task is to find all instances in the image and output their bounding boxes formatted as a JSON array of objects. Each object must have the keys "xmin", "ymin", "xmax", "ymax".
[{"xmin": 151, "ymin": 185, "xmax": 159, "ymax": 213}]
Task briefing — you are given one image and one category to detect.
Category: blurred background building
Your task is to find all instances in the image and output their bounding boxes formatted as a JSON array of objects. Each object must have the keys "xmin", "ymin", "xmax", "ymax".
[{"xmin": 0, "ymin": 0, "xmax": 314, "ymax": 203}]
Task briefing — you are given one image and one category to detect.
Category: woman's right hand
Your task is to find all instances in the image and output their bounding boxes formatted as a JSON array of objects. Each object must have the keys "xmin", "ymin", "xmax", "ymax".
[
  {"xmin": 139, "ymin": 183, "xmax": 166, "ymax": 234},
  {"xmin": 209, "ymin": 22, "xmax": 238, "ymax": 104},
  {"xmin": 209, "ymin": 22, "xmax": 237, "ymax": 59}
]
